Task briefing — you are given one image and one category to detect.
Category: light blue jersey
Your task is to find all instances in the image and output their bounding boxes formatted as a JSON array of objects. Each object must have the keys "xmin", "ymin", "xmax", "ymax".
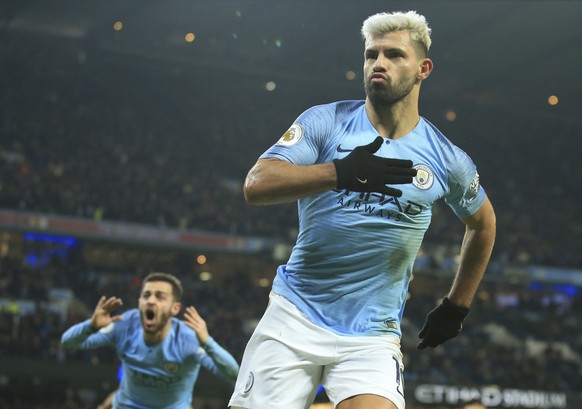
[
  {"xmin": 261, "ymin": 100, "xmax": 486, "ymax": 337},
  {"xmin": 61, "ymin": 309, "xmax": 239, "ymax": 409}
]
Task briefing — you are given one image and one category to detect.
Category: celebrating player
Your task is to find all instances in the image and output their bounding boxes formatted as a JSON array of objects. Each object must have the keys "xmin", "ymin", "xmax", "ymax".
[
  {"xmin": 61, "ymin": 272, "xmax": 239, "ymax": 409},
  {"xmin": 229, "ymin": 10, "xmax": 496, "ymax": 409}
]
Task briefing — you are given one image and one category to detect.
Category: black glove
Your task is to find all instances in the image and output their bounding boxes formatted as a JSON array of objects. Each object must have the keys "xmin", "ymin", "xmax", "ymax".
[
  {"xmin": 333, "ymin": 136, "xmax": 417, "ymax": 197},
  {"xmin": 417, "ymin": 297, "xmax": 469, "ymax": 349}
]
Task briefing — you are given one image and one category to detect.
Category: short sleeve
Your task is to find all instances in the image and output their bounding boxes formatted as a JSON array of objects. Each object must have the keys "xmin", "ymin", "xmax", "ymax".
[
  {"xmin": 259, "ymin": 103, "xmax": 336, "ymax": 165},
  {"xmin": 444, "ymin": 145, "xmax": 486, "ymax": 218}
]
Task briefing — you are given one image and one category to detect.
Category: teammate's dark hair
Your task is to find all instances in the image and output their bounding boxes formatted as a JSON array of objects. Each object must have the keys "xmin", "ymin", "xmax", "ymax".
[{"xmin": 142, "ymin": 272, "xmax": 183, "ymax": 302}]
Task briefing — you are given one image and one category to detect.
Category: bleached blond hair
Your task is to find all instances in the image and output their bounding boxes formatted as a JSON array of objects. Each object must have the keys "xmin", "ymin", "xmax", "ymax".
[{"xmin": 361, "ymin": 11, "xmax": 432, "ymax": 56}]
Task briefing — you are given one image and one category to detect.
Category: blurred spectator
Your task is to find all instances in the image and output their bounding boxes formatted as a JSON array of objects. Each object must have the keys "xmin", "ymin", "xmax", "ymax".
[
  {"xmin": 1, "ymin": 33, "xmax": 580, "ymax": 268},
  {"xmin": 1, "ymin": 19, "xmax": 581, "ymax": 409},
  {"xmin": 1, "ymin": 246, "xmax": 581, "ymax": 394}
]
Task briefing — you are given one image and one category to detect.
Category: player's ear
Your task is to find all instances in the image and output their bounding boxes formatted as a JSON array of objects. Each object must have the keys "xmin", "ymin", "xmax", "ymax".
[
  {"xmin": 171, "ymin": 302, "xmax": 182, "ymax": 316},
  {"xmin": 418, "ymin": 58, "xmax": 433, "ymax": 80}
]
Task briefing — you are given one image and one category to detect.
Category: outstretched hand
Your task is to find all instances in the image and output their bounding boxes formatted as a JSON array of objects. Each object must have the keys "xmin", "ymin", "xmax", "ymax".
[
  {"xmin": 333, "ymin": 136, "xmax": 417, "ymax": 197},
  {"xmin": 90, "ymin": 296, "xmax": 123, "ymax": 332},
  {"xmin": 183, "ymin": 306, "xmax": 209, "ymax": 345}
]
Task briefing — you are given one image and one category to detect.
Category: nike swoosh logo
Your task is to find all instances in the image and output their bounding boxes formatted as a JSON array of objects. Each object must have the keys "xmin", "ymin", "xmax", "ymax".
[
  {"xmin": 396, "ymin": 384, "xmax": 404, "ymax": 397},
  {"xmin": 336, "ymin": 145, "xmax": 353, "ymax": 153},
  {"xmin": 356, "ymin": 177, "xmax": 368, "ymax": 184}
]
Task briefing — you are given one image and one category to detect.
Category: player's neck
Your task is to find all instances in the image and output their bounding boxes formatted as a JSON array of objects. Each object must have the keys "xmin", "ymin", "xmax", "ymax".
[
  {"xmin": 143, "ymin": 323, "xmax": 171, "ymax": 345},
  {"xmin": 365, "ymin": 96, "xmax": 420, "ymax": 140}
]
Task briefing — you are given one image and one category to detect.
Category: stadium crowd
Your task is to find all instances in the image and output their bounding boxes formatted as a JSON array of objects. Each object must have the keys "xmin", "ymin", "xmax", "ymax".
[
  {"xmin": 1, "ymin": 28, "xmax": 581, "ymax": 409},
  {"xmin": 0, "ymin": 246, "xmax": 581, "ymax": 408},
  {"xmin": 1, "ymin": 33, "xmax": 581, "ymax": 269}
]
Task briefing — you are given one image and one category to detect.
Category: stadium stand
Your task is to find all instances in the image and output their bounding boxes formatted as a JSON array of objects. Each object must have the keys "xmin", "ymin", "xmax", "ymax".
[{"xmin": 1, "ymin": 19, "xmax": 581, "ymax": 409}]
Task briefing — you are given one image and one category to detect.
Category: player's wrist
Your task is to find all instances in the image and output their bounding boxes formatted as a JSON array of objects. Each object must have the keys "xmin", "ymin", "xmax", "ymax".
[
  {"xmin": 200, "ymin": 335, "xmax": 213, "ymax": 348},
  {"xmin": 332, "ymin": 159, "xmax": 348, "ymax": 189},
  {"xmin": 442, "ymin": 297, "xmax": 469, "ymax": 320},
  {"xmin": 86, "ymin": 321, "xmax": 100, "ymax": 334}
]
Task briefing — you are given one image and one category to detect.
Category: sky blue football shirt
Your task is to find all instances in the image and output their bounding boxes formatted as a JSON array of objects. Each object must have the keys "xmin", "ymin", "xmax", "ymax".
[
  {"xmin": 260, "ymin": 100, "xmax": 486, "ymax": 337},
  {"xmin": 61, "ymin": 309, "xmax": 239, "ymax": 409}
]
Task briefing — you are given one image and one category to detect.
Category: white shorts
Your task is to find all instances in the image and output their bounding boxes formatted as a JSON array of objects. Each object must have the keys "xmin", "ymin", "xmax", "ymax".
[{"xmin": 229, "ymin": 292, "xmax": 405, "ymax": 409}]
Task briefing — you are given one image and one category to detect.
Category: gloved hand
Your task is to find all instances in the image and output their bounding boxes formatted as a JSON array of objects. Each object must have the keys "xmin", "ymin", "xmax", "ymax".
[
  {"xmin": 333, "ymin": 136, "xmax": 417, "ymax": 197},
  {"xmin": 417, "ymin": 297, "xmax": 469, "ymax": 349}
]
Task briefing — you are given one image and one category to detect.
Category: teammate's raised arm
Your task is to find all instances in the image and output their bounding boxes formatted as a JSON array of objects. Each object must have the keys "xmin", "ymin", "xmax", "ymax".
[{"xmin": 61, "ymin": 272, "xmax": 239, "ymax": 409}]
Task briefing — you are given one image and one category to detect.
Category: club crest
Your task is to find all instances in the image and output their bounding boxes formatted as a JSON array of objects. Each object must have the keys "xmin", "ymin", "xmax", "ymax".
[
  {"xmin": 412, "ymin": 164, "xmax": 434, "ymax": 190},
  {"xmin": 164, "ymin": 362, "xmax": 180, "ymax": 374}
]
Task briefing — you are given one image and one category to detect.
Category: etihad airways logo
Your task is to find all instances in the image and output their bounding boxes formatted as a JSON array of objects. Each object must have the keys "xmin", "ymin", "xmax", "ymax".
[{"xmin": 332, "ymin": 189, "xmax": 423, "ymax": 221}]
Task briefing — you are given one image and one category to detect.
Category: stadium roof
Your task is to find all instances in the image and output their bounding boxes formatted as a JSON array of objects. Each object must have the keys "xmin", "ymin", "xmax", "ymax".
[{"xmin": 3, "ymin": 0, "xmax": 581, "ymax": 127}]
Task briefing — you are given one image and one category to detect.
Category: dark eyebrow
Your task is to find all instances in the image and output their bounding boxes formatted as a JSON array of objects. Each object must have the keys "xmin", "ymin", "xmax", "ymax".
[
  {"xmin": 364, "ymin": 48, "xmax": 378, "ymax": 57},
  {"xmin": 141, "ymin": 290, "xmax": 170, "ymax": 296},
  {"xmin": 384, "ymin": 47, "xmax": 406, "ymax": 55},
  {"xmin": 365, "ymin": 46, "xmax": 406, "ymax": 55}
]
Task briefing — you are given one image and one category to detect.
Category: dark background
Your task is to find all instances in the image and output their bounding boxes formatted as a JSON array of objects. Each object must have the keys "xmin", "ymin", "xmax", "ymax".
[{"xmin": 1, "ymin": 1, "xmax": 581, "ymax": 408}]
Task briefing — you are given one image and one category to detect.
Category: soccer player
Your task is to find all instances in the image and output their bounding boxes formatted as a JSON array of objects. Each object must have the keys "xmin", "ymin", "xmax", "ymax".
[
  {"xmin": 97, "ymin": 389, "xmax": 194, "ymax": 409},
  {"xmin": 229, "ymin": 10, "xmax": 496, "ymax": 409},
  {"xmin": 61, "ymin": 272, "xmax": 239, "ymax": 409}
]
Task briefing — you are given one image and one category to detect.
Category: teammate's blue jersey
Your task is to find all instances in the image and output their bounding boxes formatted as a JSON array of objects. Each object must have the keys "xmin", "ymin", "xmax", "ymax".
[
  {"xmin": 61, "ymin": 309, "xmax": 239, "ymax": 409},
  {"xmin": 260, "ymin": 100, "xmax": 486, "ymax": 337}
]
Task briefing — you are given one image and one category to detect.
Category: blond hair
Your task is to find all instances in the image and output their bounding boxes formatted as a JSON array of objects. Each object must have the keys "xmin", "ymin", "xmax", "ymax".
[{"xmin": 361, "ymin": 11, "xmax": 432, "ymax": 56}]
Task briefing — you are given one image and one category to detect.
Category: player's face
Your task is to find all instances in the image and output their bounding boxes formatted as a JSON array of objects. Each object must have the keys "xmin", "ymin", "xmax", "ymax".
[
  {"xmin": 363, "ymin": 31, "xmax": 422, "ymax": 106},
  {"xmin": 139, "ymin": 281, "xmax": 177, "ymax": 334}
]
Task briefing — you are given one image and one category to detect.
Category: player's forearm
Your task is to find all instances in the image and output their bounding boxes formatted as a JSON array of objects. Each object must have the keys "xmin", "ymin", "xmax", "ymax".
[
  {"xmin": 244, "ymin": 159, "xmax": 337, "ymax": 205},
  {"xmin": 202, "ymin": 337, "xmax": 240, "ymax": 384},
  {"xmin": 448, "ymin": 201, "xmax": 496, "ymax": 308},
  {"xmin": 60, "ymin": 320, "xmax": 97, "ymax": 349}
]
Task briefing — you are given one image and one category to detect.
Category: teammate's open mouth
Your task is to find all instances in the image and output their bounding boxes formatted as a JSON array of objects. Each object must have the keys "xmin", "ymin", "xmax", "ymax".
[{"xmin": 146, "ymin": 309, "xmax": 155, "ymax": 321}]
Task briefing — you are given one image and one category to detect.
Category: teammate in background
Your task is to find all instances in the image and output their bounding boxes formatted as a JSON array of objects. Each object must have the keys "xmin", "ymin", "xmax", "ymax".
[
  {"xmin": 97, "ymin": 389, "xmax": 194, "ymax": 409},
  {"xmin": 61, "ymin": 272, "xmax": 239, "ymax": 409},
  {"xmin": 229, "ymin": 10, "xmax": 495, "ymax": 409}
]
